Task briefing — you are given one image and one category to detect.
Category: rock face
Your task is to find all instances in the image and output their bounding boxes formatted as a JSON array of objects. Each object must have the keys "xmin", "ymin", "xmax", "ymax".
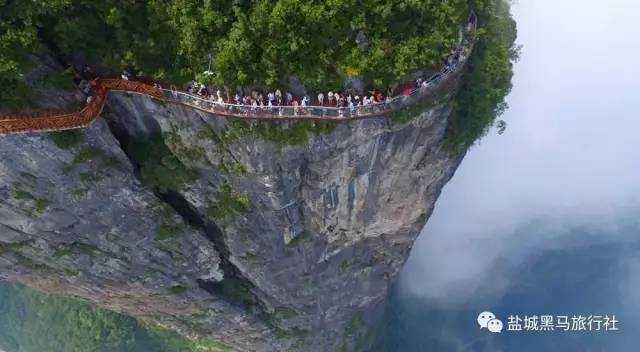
[{"xmin": 0, "ymin": 78, "xmax": 463, "ymax": 351}]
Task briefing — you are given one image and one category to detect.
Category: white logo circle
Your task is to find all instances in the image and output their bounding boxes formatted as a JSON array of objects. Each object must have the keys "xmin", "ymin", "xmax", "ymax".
[{"xmin": 487, "ymin": 318, "xmax": 504, "ymax": 333}]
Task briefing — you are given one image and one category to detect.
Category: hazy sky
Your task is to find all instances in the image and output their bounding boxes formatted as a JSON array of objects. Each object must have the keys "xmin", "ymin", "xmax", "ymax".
[{"xmin": 401, "ymin": 0, "xmax": 640, "ymax": 305}]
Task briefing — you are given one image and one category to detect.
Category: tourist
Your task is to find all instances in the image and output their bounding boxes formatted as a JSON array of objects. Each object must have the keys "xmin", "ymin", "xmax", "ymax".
[
  {"xmin": 286, "ymin": 92, "xmax": 293, "ymax": 105},
  {"xmin": 252, "ymin": 98, "xmax": 258, "ymax": 114},
  {"xmin": 72, "ymin": 70, "xmax": 82, "ymax": 85},
  {"xmin": 292, "ymin": 99, "xmax": 299, "ymax": 115},
  {"xmin": 318, "ymin": 92, "xmax": 324, "ymax": 106},
  {"xmin": 82, "ymin": 64, "xmax": 95, "ymax": 80}
]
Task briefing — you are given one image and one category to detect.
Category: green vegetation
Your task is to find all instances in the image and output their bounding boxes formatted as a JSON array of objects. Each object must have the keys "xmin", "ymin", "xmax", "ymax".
[
  {"xmin": 13, "ymin": 188, "xmax": 50, "ymax": 213},
  {"xmin": 286, "ymin": 231, "xmax": 311, "ymax": 248},
  {"xmin": 168, "ymin": 285, "xmax": 188, "ymax": 295},
  {"xmin": 156, "ymin": 222, "xmax": 186, "ymax": 241},
  {"xmin": 20, "ymin": 171, "xmax": 38, "ymax": 181},
  {"xmin": 206, "ymin": 181, "xmax": 250, "ymax": 220},
  {"xmin": 34, "ymin": 198, "xmax": 50, "ymax": 213},
  {"xmin": 73, "ymin": 147, "xmax": 100, "ymax": 164},
  {"xmin": 37, "ymin": 67, "xmax": 77, "ymax": 91},
  {"xmin": 273, "ymin": 306, "xmax": 299, "ymax": 321},
  {"xmin": 49, "ymin": 130, "xmax": 83, "ymax": 150},
  {"xmin": 345, "ymin": 312, "xmax": 365, "ymax": 337},
  {"xmin": 0, "ymin": 240, "xmax": 34, "ymax": 255},
  {"xmin": 14, "ymin": 189, "xmax": 35, "ymax": 201},
  {"xmin": 339, "ymin": 258, "xmax": 360, "ymax": 273},
  {"xmin": 52, "ymin": 242, "xmax": 98, "ymax": 259},
  {"xmin": 127, "ymin": 135, "xmax": 197, "ymax": 194},
  {"xmin": 336, "ymin": 311, "xmax": 376, "ymax": 352},
  {"xmin": 63, "ymin": 146, "xmax": 103, "ymax": 173},
  {"xmin": 215, "ymin": 277, "xmax": 258, "ymax": 308},
  {"xmin": 79, "ymin": 171, "xmax": 101, "ymax": 186},
  {"xmin": 221, "ymin": 161, "xmax": 247, "ymax": 177},
  {"xmin": 164, "ymin": 131, "xmax": 206, "ymax": 163},
  {"xmin": 239, "ymin": 251, "xmax": 259, "ymax": 263},
  {"xmin": 155, "ymin": 204, "xmax": 188, "ymax": 241},
  {"xmin": 1, "ymin": 1, "xmax": 469, "ymax": 102},
  {"xmin": 0, "ymin": 282, "xmax": 233, "ymax": 352},
  {"xmin": 444, "ymin": 0, "xmax": 518, "ymax": 152},
  {"xmin": 220, "ymin": 119, "xmax": 337, "ymax": 146}
]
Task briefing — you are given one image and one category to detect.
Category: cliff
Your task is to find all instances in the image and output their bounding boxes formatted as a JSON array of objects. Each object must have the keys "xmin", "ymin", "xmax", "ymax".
[{"xmin": 0, "ymin": 75, "xmax": 463, "ymax": 351}]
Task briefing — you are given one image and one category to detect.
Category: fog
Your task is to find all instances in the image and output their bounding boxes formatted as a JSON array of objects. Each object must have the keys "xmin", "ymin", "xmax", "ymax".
[{"xmin": 400, "ymin": 0, "xmax": 640, "ymax": 306}]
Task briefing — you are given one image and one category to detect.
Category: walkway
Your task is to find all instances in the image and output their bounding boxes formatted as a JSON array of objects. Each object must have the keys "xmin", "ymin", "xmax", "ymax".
[{"xmin": 0, "ymin": 15, "xmax": 476, "ymax": 135}]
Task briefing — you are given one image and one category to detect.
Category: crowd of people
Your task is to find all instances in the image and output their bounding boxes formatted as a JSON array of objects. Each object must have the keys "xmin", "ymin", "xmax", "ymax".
[
  {"xmin": 174, "ymin": 39, "xmax": 471, "ymax": 117},
  {"xmin": 180, "ymin": 83, "xmax": 392, "ymax": 113}
]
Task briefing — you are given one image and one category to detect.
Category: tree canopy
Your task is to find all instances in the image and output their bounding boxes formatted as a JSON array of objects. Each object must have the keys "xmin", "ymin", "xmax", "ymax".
[
  {"xmin": 0, "ymin": 282, "xmax": 230, "ymax": 352},
  {"xmin": 1, "ymin": 0, "xmax": 470, "ymax": 99},
  {"xmin": 444, "ymin": 0, "xmax": 518, "ymax": 152}
]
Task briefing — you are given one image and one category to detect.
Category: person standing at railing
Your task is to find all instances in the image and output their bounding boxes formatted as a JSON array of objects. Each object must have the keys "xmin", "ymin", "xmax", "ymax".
[
  {"xmin": 292, "ymin": 99, "xmax": 299, "ymax": 115},
  {"xmin": 354, "ymin": 95, "xmax": 361, "ymax": 115},
  {"xmin": 318, "ymin": 92, "xmax": 324, "ymax": 106},
  {"xmin": 383, "ymin": 95, "xmax": 392, "ymax": 110},
  {"xmin": 301, "ymin": 95, "xmax": 308, "ymax": 114},
  {"xmin": 252, "ymin": 98, "xmax": 258, "ymax": 114}
]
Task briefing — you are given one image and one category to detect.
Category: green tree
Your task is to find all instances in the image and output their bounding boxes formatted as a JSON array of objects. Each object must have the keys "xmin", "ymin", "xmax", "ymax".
[{"xmin": 444, "ymin": 0, "xmax": 519, "ymax": 152}]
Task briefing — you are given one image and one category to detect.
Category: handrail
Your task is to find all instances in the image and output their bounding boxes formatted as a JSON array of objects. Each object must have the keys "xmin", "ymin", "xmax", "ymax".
[
  {"xmin": 159, "ymin": 65, "xmax": 463, "ymax": 121},
  {"xmin": 0, "ymin": 15, "xmax": 476, "ymax": 134}
]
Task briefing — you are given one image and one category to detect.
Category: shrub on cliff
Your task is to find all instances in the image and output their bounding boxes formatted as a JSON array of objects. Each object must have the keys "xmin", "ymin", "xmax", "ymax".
[{"xmin": 444, "ymin": 0, "xmax": 519, "ymax": 152}]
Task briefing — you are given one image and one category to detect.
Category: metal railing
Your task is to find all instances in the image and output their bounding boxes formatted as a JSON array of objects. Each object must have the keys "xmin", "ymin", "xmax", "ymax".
[{"xmin": 160, "ymin": 64, "xmax": 464, "ymax": 121}]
